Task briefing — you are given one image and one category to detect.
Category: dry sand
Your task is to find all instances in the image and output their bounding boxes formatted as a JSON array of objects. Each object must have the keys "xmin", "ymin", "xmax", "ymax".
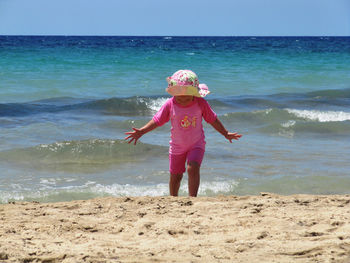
[{"xmin": 0, "ymin": 193, "xmax": 350, "ymax": 262}]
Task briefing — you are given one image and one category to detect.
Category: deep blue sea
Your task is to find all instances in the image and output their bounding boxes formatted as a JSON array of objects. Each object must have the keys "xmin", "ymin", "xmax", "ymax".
[{"xmin": 0, "ymin": 36, "xmax": 350, "ymax": 203}]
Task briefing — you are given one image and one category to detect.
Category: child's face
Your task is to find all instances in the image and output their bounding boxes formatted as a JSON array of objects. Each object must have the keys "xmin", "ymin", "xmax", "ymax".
[{"xmin": 175, "ymin": 95, "xmax": 194, "ymax": 106}]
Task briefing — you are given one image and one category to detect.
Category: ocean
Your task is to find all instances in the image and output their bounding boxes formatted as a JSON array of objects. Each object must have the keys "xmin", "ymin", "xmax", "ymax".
[{"xmin": 0, "ymin": 36, "xmax": 349, "ymax": 203}]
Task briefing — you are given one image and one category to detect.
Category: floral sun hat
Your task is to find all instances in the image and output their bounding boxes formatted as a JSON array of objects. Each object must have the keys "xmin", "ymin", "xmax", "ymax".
[{"xmin": 166, "ymin": 70, "xmax": 210, "ymax": 97}]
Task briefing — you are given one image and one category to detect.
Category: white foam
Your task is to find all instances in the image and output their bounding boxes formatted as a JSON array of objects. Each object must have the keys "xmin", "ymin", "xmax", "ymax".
[
  {"xmin": 142, "ymin": 97, "xmax": 168, "ymax": 112},
  {"xmin": 40, "ymin": 179, "xmax": 56, "ymax": 185},
  {"xmin": 281, "ymin": 120, "xmax": 296, "ymax": 128},
  {"xmin": 198, "ymin": 180, "xmax": 238, "ymax": 195},
  {"xmin": 286, "ymin": 109, "xmax": 350, "ymax": 122},
  {"xmin": 92, "ymin": 179, "xmax": 238, "ymax": 197},
  {"xmin": 0, "ymin": 192, "xmax": 25, "ymax": 203},
  {"xmin": 0, "ymin": 180, "xmax": 239, "ymax": 203},
  {"xmin": 93, "ymin": 183, "xmax": 169, "ymax": 196},
  {"xmin": 37, "ymin": 141, "xmax": 72, "ymax": 152}
]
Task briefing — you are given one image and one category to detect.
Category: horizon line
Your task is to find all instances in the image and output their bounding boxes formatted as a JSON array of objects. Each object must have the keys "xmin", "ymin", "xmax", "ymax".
[{"xmin": 1, "ymin": 34, "xmax": 349, "ymax": 37}]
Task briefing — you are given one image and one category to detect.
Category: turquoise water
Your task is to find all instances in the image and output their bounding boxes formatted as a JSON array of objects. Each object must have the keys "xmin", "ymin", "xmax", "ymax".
[{"xmin": 0, "ymin": 36, "xmax": 350, "ymax": 203}]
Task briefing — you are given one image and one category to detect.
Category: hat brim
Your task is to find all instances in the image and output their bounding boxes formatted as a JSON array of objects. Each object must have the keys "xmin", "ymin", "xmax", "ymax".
[
  {"xmin": 166, "ymin": 77, "xmax": 210, "ymax": 97},
  {"xmin": 166, "ymin": 86, "xmax": 201, "ymax": 97}
]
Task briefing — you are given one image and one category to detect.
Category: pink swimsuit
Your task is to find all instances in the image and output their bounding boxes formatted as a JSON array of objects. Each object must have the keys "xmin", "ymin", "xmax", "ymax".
[{"xmin": 153, "ymin": 97, "xmax": 217, "ymax": 174}]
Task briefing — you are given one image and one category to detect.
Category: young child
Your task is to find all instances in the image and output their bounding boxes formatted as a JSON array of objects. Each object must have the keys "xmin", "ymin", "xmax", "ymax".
[{"xmin": 125, "ymin": 70, "xmax": 242, "ymax": 197}]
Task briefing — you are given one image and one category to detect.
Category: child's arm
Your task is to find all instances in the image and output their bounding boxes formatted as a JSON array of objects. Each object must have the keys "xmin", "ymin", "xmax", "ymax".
[
  {"xmin": 124, "ymin": 119, "xmax": 158, "ymax": 145},
  {"xmin": 210, "ymin": 117, "xmax": 242, "ymax": 143}
]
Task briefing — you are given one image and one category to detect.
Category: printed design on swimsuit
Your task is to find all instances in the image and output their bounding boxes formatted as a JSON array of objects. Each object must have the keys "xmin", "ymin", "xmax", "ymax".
[{"xmin": 180, "ymin": 115, "xmax": 196, "ymax": 128}]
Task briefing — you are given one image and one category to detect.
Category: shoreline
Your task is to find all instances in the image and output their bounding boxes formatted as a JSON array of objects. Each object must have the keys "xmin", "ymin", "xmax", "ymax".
[{"xmin": 1, "ymin": 193, "xmax": 350, "ymax": 262}]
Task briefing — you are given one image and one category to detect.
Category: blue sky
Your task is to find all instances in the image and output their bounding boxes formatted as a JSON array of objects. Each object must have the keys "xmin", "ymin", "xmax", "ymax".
[{"xmin": 0, "ymin": 0, "xmax": 349, "ymax": 36}]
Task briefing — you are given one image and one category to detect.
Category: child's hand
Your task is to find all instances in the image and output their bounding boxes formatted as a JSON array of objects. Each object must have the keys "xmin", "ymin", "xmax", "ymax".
[
  {"xmin": 124, "ymin": 128, "xmax": 144, "ymax": 145},
  {"xmin": 225, "ymin": 132, "xmax": 242, "ymax": 143},
  {"xmin": 124, "ymin": 120, "xmax": 158, "ymax": 145}
]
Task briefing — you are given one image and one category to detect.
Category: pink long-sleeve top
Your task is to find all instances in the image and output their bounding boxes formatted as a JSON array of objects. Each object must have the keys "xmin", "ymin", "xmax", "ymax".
[{"xmin": 153, "ymin": 97, "xmax": 217, "ymax": 155}]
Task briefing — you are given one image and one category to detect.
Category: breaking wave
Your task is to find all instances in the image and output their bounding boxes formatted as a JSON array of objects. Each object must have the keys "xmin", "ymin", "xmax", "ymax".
[
  {"xmin": 1, "ymin": 88, "xmax": 349, "ymax": 117},
  {"xmin": 0, "ymin": 139, "xmax": 168, "ymax": 167},
  {"xmin": 0, "ymin": 96, "xmax": 169, "ymax": 117},
  {"xmin": 221, "ymin": 108, "xmax": 350, "ymax": 136}
]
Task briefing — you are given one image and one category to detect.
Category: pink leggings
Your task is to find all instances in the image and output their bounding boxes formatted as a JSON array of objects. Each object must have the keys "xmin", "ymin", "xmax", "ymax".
[{"xmin": 169, "ymin": 148, "xmax": 205, "ymax": 175}]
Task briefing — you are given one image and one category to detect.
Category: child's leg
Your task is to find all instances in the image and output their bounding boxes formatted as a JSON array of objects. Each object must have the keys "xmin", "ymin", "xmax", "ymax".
[
  {"xmin": 187, "ymin": 148, "xmax": 205, "ymax": 197},
  {"xmin": 169, "ymin": 173, "xmax": 183, "ymax": 196},
  {"xmin": 187, "ymin": 161, "xmax": 200, "ymax": 197},
  {"xmin": 169, "ymin": 152, "xmax": 187, "ymax": 196}
]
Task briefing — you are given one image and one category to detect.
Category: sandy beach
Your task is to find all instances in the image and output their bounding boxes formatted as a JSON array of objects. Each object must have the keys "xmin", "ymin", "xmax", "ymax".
[{"xmin": 1, "ymin": 193, "xmax": 350, "ymax": 262}]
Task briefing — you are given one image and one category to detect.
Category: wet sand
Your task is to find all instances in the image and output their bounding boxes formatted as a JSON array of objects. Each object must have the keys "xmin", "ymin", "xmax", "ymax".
[{"xmin": 1, "ymin": 193, "xmax": 350, "ymax": 262}]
